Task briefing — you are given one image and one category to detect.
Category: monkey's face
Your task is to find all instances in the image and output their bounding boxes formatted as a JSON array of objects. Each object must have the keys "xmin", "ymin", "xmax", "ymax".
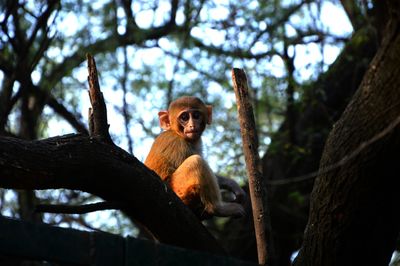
[{"xmin": 177, "ymin": 109, "xmax": 206, "ymax": 141}]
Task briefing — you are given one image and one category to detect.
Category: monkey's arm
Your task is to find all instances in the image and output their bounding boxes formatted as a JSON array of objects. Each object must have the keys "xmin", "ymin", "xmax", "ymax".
[{"xmin": 217, "ymin": 175, "xmax": 246, "ymax": 204}]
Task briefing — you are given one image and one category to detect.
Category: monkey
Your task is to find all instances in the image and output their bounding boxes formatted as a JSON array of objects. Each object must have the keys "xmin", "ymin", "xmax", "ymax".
[{"xmin": 145, "ymin": 96, "xmax": 245, "ymax": 219}]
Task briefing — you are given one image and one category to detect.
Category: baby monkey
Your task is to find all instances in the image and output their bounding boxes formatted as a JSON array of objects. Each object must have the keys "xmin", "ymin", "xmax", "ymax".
[{"xmin": 145, "ymin": 96, "xmax": 245, "ymax": 219}]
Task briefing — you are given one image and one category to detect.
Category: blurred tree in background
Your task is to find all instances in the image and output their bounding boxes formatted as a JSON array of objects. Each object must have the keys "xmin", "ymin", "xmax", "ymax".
[{"xmin": 1, "ymin": 0, "xmax": 399, "ymax": 265}]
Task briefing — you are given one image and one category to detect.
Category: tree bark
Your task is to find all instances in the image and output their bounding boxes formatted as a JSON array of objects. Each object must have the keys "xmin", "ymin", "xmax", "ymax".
[
  {"xmin": 232, "ymin": 68, "xmax": 275, "ymax": 265},
  {"xmin": 221, "ymin": 23, "xmax": 378, "ymax": 266},
  {"xmin": 0, "ymin": 134, "xmax": 225, "ymax": 255},
  {"xmin": 294, "ymin": 2, "xmax": 400, "ymax": 265}
]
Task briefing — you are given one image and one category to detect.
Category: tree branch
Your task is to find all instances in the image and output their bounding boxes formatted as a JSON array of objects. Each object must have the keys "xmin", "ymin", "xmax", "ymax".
[
  {"xmin": 87, "ymin": 54, "xmax": 112, "ymax": 143},
  {"xmin": 45, "ymin": 5, "xmax": 180, "ymax": 91},
  {"xmin": 0, "ymin": 134, "xmax": 224, "ymax": 254},
  {"xmin": 35, "ymin": 201, "xmax": 122, "ymax": 214},
  {"xmin": 232, "ymin": 68, "xmax": 275, "ymax": 265},
  {"xmin": 0, "ymin": 53, "xmax": 225, "ymax": 255},
  {"xmin": 339, "ymin": 0, "xmax": 364, "ymax": 30}
]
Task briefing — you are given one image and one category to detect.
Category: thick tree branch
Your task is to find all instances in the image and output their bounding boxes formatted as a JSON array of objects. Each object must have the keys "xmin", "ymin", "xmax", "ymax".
[
  {"xmin": 0, "ymin": 53, "xmax": 225, "ymax": 255},
  {"xmin": 0, "ymin": 134, "xmax": 225, "ymax": 254}
]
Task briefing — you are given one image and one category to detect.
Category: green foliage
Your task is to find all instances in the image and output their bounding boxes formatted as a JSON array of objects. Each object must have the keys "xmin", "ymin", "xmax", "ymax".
[{"xmin": 288, "ymin": 191, "xmax": 305, "ymax": 206}]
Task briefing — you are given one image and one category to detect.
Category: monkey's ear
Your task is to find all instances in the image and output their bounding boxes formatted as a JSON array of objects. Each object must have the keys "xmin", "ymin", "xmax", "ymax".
[
  {"xmin": 158, "ymin": 111, "xmax": 171, "ymax": 130},
  {"xmin": 206, "ymin": 105, "xmax": 212, "ymax": 124}
]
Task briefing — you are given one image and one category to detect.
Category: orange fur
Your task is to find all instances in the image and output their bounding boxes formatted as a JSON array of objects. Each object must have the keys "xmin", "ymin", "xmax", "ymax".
[
  {"xmin": 145, "ymin": 130, "xmax": 198, "ymax": 180},
  {"xmin": 145, "ymin": 96, "xmax": 244, "ymax": 218},
  {"xmin": 170, "ymin": 155, "xmax": 221, "ymax": 213}
]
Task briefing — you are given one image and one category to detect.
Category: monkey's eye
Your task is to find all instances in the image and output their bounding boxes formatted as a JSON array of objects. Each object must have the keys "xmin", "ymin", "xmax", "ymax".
[
  {"xmin": 192, "ymin": 111, "xmax": 201, "ymax": 120},
  {"xmin": 179, "ymin": 112, "xmax": 190, "ymax": 122}
]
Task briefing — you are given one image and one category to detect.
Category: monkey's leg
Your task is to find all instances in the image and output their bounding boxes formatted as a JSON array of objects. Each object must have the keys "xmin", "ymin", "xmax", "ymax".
[
  {"xmin": 171, "ymin": 155, "xmax": 245, "ymax": 218},
  {"xmin": 170, "ymin": 155, "xmax": 221, "ymax": 212}
]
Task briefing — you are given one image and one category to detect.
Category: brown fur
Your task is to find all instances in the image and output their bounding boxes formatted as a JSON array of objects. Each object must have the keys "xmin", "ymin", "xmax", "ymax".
[
  {"xmin": 144, "ymin": 96, "xmax": 244, "ymax": 218},
  {"xmin": 145, "ymin": 130, "xmax": 198, "ymax": 181}
]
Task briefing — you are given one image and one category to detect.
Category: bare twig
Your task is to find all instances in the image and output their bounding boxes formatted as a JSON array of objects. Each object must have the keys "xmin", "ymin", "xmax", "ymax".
[
  {"xmin": 232, "ymin": 68, "xmax": 275, "ymax": 266},
  {"xmin": 35, "ymin": 201, "xmax": 123, "ymax": 214},
  {"xmin": 120, "ymin": 47, "xmax": 134, "ymax": 154}
]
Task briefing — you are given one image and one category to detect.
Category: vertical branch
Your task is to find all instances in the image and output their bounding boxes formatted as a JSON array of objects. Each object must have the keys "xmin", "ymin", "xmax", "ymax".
[
  {"xmin": 87, "ymin": 54, "xmax": 113, "ymax": 144},
  {"xmin": 232, "ymin": 68, "xmax": 274, "ymax": 266},
  {"xmin": 283, "ymin": 39, "xmax": 296, "ymax": 145},
  {"xmin": 121, "ymin": 47, "xmax": 134, "ymax": 154}
]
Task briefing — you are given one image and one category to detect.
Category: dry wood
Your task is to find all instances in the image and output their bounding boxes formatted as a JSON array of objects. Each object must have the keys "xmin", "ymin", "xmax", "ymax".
[
  {"xmin": 0, "ymin": 134, "xmax": 225, "ymax": 254},
  {"xmin": 294, "ymin": 2, "xmax": 400, "ymax": 264},
  {"xmin": 232, "ymin": 68, "xmax": 274, "ymax": 265},
  {"xmin": 87, "ymin": 53, "xmax": 113, "ymax": 144}
]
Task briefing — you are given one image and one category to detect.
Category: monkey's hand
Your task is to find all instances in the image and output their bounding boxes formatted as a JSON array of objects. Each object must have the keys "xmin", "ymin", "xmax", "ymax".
[{"xmin": 217, "ymin": 175, "xmax": 246, "ymax": 204}]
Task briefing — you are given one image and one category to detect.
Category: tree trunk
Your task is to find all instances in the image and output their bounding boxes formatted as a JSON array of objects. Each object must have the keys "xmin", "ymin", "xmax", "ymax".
[
  {"xmin": 220, "ymin": 22, "xmax": 378, "ymax": 266},
  {"xmin": 294, "ymin": 2, "xmax": 400, "ymax": 265}
]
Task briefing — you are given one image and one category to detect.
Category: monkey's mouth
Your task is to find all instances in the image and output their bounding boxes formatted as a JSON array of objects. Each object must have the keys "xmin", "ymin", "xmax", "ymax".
[{"xmin": 185, "ymin": 130, "xmax": 200, "ymax": 138}]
